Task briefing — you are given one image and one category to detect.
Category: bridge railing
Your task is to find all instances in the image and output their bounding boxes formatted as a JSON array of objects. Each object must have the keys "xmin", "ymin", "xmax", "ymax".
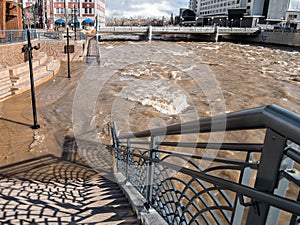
[
  {"xmin": 218, "ymin": 27, "xmax": 261, "ymax": 34},
  {"xmin": 152, "ymin": 26, "xmax": 215, "ymax": 33},
  {"xmin": 109, "ymin": 104, "xmax": 300, "ymax": 225},
  {"xmin": 98, "ymin": 26, "xmax": 148, "ymax": 33}
]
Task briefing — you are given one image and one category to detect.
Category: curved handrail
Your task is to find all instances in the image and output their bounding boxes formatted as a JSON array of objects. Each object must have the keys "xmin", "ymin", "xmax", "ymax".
[
  {"xmin": 111, "ymin": 104, "xmax": 300, "ymax": 224},
  {"xmin": 119, "ymin": 104, "xmax": 300, "ymax": 144}
]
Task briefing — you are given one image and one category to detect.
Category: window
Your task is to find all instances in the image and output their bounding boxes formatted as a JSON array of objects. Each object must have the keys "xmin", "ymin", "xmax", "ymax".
[
  {"xmin": 84, "ymin": 8, "xmax": 93, "ymax": 14},
  {"xmin": 55, "ymin": 8, "xmax": 64, "ymax": 14}
]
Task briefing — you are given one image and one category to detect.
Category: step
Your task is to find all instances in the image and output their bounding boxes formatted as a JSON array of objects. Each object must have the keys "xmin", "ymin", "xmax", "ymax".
[
  {"xmin": 0, "ymin": 76, "xmax": 11, "ymax": 84},
  {"xmin": 41, "ymin": 55, "xmax": 54, "ymax": 71},
  {"xmin": 0, "ymin": 90, "xmax": 12, "ymax": 100},
  {"xmin": 8, "ymin": 51, "xmax": 48, "ymax": 77},
  {"xmin": 35, "ymin": 51, "xmax": 47, "ymax": 65},
  {"xmin": 0, "ymin": 69, "xmax": 10, "ymax": 80},
  {"xmin": 10, "ymin": 64, "xmax": 48, "ymax": 84},
  {"xmin": 8, "ymin": 62, "xmax": 28, "ymax": 76},
  {"xmin": 0, "ymin": 83, "xmax": 12, "ymax": 95},
  {"xmin": 11, "ymin": 69, "xmax": 55, "ymax": 95}
]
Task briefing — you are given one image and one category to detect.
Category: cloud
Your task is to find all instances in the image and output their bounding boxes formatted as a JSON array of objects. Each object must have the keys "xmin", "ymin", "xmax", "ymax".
[{"xmin": 106, "ymin": 0, "xmax": 188, "ymax": 18}]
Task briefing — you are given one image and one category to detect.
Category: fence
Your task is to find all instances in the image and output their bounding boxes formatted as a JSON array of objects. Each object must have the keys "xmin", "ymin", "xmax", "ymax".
[
  {"xmin": 0, "ymin": 30, "xmax": 87, "ymax": 44},
  {"xmin": 0, "ymin": 30, "xmax": 37, "ymax": 44},
  {"xmin": 110, "ymin": 104, "xmax": 300, "ymax": 225}
]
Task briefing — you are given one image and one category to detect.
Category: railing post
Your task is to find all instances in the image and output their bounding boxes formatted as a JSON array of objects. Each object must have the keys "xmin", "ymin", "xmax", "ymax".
[
  {"xmin": 266, "ymin": 141, "xmax": 296, "ymax": 225},
  {"xmin": 112, "ymin": 121, "xmax": 120, "ymax": 172},
  {"xmin": 245, "ymin": 129, "xmax": 286, "ymax": 225},
  {"xmin": 126, "ymin": 138, "xmax": 132, "ymax": 181},
  {"xmin": 146, "ymin": 136, "xmax": 158, "ymax": 205},
  {"xmin": 148, "ymin": 25, "xmax": 152, "ymax": 41},
  {"xmin": 9, "ymin": 31, "xmax": 13, "ymax": 43},
  {"xmin": 232, "ymin": 152, "xmax": 254, "ymax": 225}
]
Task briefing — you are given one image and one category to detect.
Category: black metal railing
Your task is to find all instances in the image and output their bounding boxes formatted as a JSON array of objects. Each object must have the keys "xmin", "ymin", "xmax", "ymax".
[
  {"xmin": 109, "ymin": 104, "xmax": 300, "ymax": 225},
  {"xmin": 0, "ymin": 30, "xmax": 87, "ymax": 44},
  {"xmin": 0, "ymin": 30, "xmax": 37, "ymax": 44}
]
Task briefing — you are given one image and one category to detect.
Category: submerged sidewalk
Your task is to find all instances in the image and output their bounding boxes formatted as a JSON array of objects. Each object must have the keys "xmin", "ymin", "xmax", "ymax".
[{"xmin": 0, "ymin": 61, "xmax": 140, "ymax": 224}]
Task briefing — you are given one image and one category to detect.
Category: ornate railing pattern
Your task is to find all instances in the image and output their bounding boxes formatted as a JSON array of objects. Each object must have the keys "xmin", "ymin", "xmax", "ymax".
[{"xmin": 109, "ymin": 104, "xmax": 300, "ymax": 225}]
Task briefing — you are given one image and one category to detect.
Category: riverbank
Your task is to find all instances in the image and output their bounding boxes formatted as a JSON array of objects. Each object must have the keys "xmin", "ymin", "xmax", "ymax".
[
  {"xmin": 0, "ymin": 62, "xmax": 85, "ymax": 167},
  {"xmin": 223, "ymin": 29, "xmax": 300, "ymax": 47}
]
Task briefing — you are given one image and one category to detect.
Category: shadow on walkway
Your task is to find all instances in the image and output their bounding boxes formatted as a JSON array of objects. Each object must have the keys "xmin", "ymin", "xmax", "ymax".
[
  {"xmin": 0, "ymin": 137, "xmax": 140, "ymax": 224},
  {"xmin": 0, "ymin": 117, "xmax": 32, "ymax": 128}
]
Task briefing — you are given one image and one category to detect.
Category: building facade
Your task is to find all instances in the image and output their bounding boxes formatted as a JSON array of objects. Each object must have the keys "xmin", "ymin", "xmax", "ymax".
[
  {"xmin": 189, "ymin": 0, "xmax": 300, "ymax": 27},
  {"xmin": 267, "ymin": 0, "xmax": 300, "ymax": 25},
  {"xmin": 21, "ymin": 0, "xmax": 106, "ymax": 30},
  {"xmin": 0, "ymin": 0, "xmax": 22, "ymax": 30}
]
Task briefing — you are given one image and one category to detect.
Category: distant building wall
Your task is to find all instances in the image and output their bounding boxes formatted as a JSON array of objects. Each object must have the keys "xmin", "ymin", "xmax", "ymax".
[
  {"xmin": 0, "ymin": 1, "xmax": 6, "ymax": 30},
  {"xmin": 267, "ymin": 0, "xmax": 289, "ymax": 20}
]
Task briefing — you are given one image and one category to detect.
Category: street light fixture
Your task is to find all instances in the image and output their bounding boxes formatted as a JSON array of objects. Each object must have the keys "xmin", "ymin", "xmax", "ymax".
[
  {"xmin": 240, "ymin": 18, "xmax": 243, "ymax": 28},
  {"xmin": 22, "ymin": 30, "xmax": 40, "ymax": 129},
  {"xmin": 73, "ymin": 4, "xmax": 77, "ymax": 40},
  {"xmin": 31, "ymin": 0, "xmax": 37, "ymax": 29}
]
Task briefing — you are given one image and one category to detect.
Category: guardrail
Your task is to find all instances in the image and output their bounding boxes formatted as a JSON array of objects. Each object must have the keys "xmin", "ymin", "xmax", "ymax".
[
  {"xmin": 109, "ymin": 104, "xmax": 300, "ymax": 225},
  {"xmin": 0, "ymin": 30, "xmax": 37, "ymax": 44},
  {"xmin": 98, "ymin": 26, "xmax": 259, "ymax": 36},
  {"xmin": 0, "ymin": 30, "xmax": 87, "ymax": 44}
]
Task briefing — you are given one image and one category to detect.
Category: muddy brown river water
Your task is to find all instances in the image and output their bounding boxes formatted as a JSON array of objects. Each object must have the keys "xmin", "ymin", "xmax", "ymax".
[
  {"xmin": 0, "ymin": 40, "xmax": 299, "ymax": 168},
  {"xmin": 0, "ymin": 41, "xmax": 299, "ymax": 224}
]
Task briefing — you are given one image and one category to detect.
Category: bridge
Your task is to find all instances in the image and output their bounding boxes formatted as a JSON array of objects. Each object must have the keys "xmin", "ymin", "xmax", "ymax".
[{"xmin": 97, "ymin": 26, "xmax": 261, "ymax": 41}]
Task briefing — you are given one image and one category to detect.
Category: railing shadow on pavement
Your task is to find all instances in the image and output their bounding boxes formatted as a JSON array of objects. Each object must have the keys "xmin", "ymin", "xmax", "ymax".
[
  {"xmin": 0, "ymin": 136, "xmax": 138, "ymax": 224},
  {"xmin": 110, "ymin": 104, "xmax": 300, "ymax": 225}
]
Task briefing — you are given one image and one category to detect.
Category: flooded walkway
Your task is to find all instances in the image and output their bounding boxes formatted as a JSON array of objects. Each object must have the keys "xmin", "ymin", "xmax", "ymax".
[{"xmin": 0, "ymin": 61, "xmax": 139, "ymax": 224}]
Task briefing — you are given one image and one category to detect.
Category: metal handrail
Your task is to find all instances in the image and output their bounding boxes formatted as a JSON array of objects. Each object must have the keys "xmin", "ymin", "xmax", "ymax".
[
  {"xmin": 110, "ymin": 104, "xmax": 300, "ymax": 225},
  {"xmin": 117, "ymin": 147, "xmax": 300, "ymax": 214},
  {"xmin": 119, "ymin": 104, "xmax": 300, "ymax": 144}
]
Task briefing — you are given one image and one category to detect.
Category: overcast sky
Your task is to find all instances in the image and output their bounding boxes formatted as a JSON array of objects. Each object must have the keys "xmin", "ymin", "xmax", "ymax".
[{"xmin": 106, "ymin": 0, "xmax": 188, "ymax": 18}]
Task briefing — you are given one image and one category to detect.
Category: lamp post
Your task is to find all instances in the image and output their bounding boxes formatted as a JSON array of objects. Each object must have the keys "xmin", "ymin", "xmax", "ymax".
[
  {"xmin": 66, "ymin": 27, "xmax": 71, "ymax": 79},
  {"xmin": 73, "ymin": 5, "xmax": 77, "ymax": 40},
  {"xmin": 45, "ymin": 10, "xmax": 48, "ymax": 30},
  {"xmin": 18, "ymin": 1, "xmax": 25, "ymax": 29},
  {"xmin": 31, "ymin": 0, "xmax": 37, "ymax": 29},
  {"xmin": 226, "ymin": 17, "xmax": 228, "ymax": 27},
  {"xmin": 240, "ymin": 18, "xmax": 243, "ymax": 28},
  {"xmin": 231, "ymin": 19, "xmax": 233, "ymax": 28},
  {"xmin": 22, "ymin": 30, "xmax": 40, "ymax": 129}
]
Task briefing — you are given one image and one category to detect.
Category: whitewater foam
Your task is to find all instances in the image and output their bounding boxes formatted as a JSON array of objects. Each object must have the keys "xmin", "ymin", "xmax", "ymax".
[{"xmin": 116, "ymin": 79, "xmax": 190, "ymax": 115}]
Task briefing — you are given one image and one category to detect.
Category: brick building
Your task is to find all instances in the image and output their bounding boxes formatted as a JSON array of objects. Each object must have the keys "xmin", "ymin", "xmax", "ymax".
[
  {"xmin": 21, "ymin": 0, "xmax": 106, "ymax": 30},
  {"xmin": 0, "ymin": 0, "xmax": 22, "ymax": 30}
]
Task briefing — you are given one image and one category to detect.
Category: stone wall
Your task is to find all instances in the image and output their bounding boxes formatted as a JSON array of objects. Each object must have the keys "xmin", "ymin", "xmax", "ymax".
[{"xmin": 0, "ymin": 40, "xmax": 40, "ymax": 68}]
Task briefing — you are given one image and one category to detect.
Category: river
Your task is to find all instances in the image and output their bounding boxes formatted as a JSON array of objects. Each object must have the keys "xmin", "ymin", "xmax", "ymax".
[{"xmin": 0, "ymin": 40, "xmax": 299, "ymax": 224}]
